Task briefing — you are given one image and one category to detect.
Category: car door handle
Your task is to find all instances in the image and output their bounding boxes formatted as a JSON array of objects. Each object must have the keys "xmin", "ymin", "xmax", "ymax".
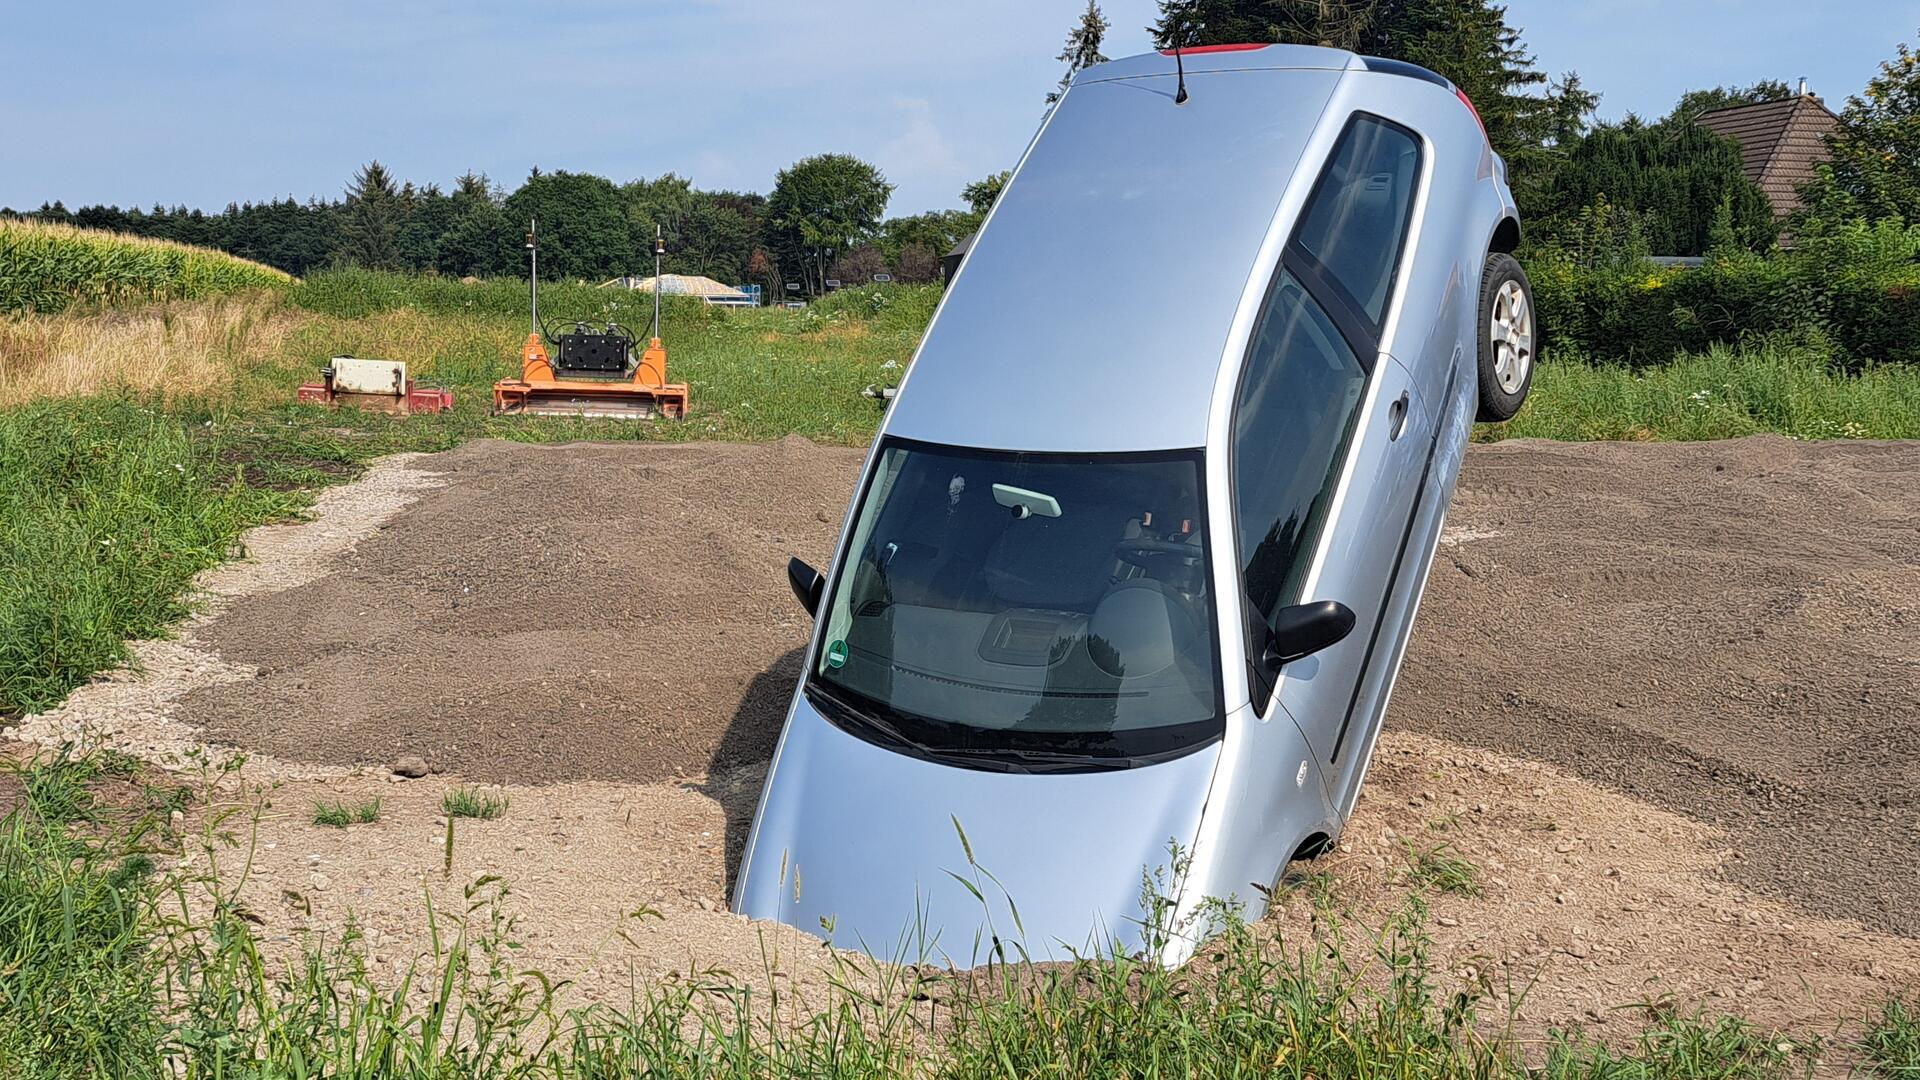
[{"xmin": 1386, "ymin": 391, "xmax": 1410, "ymax": 441}]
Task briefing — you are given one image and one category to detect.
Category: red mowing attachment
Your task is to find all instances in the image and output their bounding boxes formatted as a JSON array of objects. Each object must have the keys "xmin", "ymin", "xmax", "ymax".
[{"xmin": 1158, "ymin": 42, "xmax": 1271, "ymax": 55}]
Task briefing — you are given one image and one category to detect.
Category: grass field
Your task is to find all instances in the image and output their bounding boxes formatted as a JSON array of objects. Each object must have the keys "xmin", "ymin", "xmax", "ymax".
[
  {"xmin": 6, "ymin": 749, "xmax": 1914, "ymax": 1079},
  {"xmin": 0, "ymin": 218, "xmax": 293, "ymax": 315}
]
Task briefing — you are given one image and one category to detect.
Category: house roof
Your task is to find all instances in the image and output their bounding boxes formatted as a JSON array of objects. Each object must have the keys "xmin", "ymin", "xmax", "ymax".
[
  {"xmin": 1694, "ymin": 95, "xmax": 1840, "ymax": 218},
  {"xmin": 602, "ymin": 273, "xmax": 750, "ymax": 299}
]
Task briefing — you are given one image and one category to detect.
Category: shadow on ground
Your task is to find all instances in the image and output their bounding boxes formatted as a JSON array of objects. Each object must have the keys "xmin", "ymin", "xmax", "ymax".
[{"xmin": 700, "ymin": 646, "xmax": 805, "ymax": 895}]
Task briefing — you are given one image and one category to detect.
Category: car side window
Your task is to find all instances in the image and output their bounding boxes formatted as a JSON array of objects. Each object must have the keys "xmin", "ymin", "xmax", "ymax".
[
  {"xmin": 1291, "ymin": 114, "xmax": 1422, "ymax": 327},
  {"xmin": 1231, "ymin": 272, "xmax": 1368, "ymax": 713}
]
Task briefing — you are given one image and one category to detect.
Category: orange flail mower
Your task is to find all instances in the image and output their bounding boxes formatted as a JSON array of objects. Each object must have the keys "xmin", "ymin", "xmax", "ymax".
[{"xmin": 491, "ymin": 222, "xmax": 689, "ymax": 421}]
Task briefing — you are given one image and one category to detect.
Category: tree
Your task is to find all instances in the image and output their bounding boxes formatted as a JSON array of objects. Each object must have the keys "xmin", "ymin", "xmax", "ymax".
[
  {"xmin": 961, "ymin": 171, "xmax": 1011, "ymax": 216},
  {"xmin": 827, "ymin": 243, "xmax": 888, "ymax": 286},
  {"xmin": 438, "ymin": 172, "xmax": 513, "ymax": 278},
  {"xmin": 1817, "ymin": 34, "xmax": 1920, "ymax": 223},
  {"xmin": 879, "ymin": 210, "xmax": 973, "ymax": 260},
  {"xmin": 1533, "ymin": 117, "xmax": 1775, "ymax": 255},
  {"xmin": 335, "ymin": 161, "xmax": 404, "ymax": 270},
  {"xmin": 763, "ymin": 154, "xmax": 893, "ymax": 296},
  {"xmin": 892, "ymin": 243, "xmax": 940, "ymax": 283},
  {"xmin": 1048, "ymin": 1, "xmax": 1111, "ymax": 106},
  {"xmin": 502, "ymin": 170, "xmax": 634, "ymax": 281},
  {"xmin": 1149, "ymin": 0, "xmax": 1593, "ymax": 184}
]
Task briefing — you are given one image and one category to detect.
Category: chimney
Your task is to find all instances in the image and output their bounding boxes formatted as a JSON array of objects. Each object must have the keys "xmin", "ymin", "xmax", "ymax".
[{"xmin": 1797, "ymin": 76, "xmax": 1810, "ymax": 97}]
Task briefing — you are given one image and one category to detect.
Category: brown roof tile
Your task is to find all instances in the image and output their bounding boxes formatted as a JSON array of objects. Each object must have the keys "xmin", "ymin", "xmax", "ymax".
[{"xmin": 1696, "ymin": 96, "xmax": 1841, "ymax": 218}]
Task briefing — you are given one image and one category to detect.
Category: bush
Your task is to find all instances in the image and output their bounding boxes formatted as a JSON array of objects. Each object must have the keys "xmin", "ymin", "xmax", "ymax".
[
  {"xmin": 0, "ymin": 219, "xmax": 293, "ymax": 315},
  {"xmin": 292, "ymin": 267, "xmax": 715, "ymax": 329},
  {"xmin": 1526, "ymin": 227, "xmax": 1919, "ymax": 369}
]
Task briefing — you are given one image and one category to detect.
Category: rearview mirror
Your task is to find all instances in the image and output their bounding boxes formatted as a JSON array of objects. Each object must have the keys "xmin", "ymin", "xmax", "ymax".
[
  {"xmin": 788, "ymin": 557, "xmax": 825, "ymax": 617},
  {"xmin": 1262, "ymin": 600, "xmax": 1356, "ymax": 668}
]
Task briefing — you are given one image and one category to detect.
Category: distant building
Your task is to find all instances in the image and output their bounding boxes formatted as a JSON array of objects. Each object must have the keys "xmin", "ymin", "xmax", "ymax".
[
  {"xmin": 1695, "ymin": 87, "xmax": 1841, "ymax": 224},
  {"xmin": 603, "ymin": 273, "xmax": 756, "ymax": 307},
  {"xmin": 942, "ymin": 232, "xmax": 974, "ymax": 284}
]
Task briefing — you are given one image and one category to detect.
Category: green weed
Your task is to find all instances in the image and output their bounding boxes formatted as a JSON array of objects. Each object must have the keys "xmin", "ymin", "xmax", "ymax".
[
  {"xmin": 1863, "ymin": 997, "xmax": 1920, "ymax": 1077},
  {"xmin": 442, "ymin": 787, "xmax": 508, "ymax": 820},
  {"xmin": 311, "ymin": 796, "xmax": 381, "ymax": 828},
  {"xmin": 1403, "ymin": 840, "xmax": 1484, "ymax": 896}
]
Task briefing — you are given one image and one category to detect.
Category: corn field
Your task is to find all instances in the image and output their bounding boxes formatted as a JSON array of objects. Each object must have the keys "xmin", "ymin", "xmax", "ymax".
[{"xmin": 0, "ymin": 218, "xmax": 292, "ymax": 314}]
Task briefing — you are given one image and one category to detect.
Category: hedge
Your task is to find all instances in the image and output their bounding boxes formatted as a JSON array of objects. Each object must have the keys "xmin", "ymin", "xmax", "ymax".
[{"xmin": 1528, "ymin": 246, "xmax": 1920, "ymax": 369}]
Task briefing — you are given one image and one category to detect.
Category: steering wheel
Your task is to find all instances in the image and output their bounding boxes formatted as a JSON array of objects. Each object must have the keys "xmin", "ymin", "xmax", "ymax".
[{"xmin": 1114, "ymin": 538, "xmax": 1202, "ymax": 571}]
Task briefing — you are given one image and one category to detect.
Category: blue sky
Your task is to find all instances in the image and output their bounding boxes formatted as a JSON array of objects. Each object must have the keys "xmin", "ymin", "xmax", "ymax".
[{"xmin": 3, "ymin": 1, "xmax": 1914, "ymax": 217}]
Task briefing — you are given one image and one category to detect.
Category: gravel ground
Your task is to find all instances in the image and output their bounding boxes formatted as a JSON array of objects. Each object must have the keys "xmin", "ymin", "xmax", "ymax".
[{"xmin": 10, "ymin": 433, "xmax": 1918, "ymax": 1042}]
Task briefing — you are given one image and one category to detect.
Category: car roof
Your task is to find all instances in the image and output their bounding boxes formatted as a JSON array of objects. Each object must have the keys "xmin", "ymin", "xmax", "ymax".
[{"xmin": 886, "ymin": 48, "xmax": 1373, "ymax": 454}]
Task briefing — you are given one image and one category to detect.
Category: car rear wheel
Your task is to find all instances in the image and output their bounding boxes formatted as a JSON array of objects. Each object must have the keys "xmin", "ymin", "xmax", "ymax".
[{"xmin": 1475, "ymin": 253, "xmax": 1534, "ymax": 422}]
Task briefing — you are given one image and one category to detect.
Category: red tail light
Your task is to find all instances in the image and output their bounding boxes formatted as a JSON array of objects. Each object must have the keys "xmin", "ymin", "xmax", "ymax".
[{"xmin": 1455, "ymin": 87, "xmax": 1487, "ymax": 141}]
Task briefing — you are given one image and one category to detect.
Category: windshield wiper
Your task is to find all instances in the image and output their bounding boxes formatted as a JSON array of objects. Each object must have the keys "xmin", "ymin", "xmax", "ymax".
[
  {"xmin": 806, "ymin": 682, "xmax": 928, "ymax": 754},
  {"xmin": 929, "ymin": 744, "xmax": 1141, "ymax": 774}
]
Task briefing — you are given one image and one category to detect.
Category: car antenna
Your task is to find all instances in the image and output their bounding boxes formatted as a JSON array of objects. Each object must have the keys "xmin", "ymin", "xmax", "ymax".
[{"xmin": 1173, "ymin": 15, "xmax": 1191, "ymax": 104}]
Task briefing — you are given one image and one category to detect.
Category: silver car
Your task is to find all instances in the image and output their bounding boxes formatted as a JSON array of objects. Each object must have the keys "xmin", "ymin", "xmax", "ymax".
[{"xmin": 734, "ymin": 44, "xmax": 1534, "ymax": 964}]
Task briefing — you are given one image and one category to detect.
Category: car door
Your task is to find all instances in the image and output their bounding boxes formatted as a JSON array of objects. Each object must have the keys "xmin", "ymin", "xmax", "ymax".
[{"xmin": 1232, "ymin": 112, "xmax": 1431, "ymax": 794}]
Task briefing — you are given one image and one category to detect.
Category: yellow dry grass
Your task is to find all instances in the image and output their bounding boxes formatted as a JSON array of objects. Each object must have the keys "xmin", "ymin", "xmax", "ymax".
[{"xmin": 0, "ymin": 291, "xmax": 303, "ymax": 406}]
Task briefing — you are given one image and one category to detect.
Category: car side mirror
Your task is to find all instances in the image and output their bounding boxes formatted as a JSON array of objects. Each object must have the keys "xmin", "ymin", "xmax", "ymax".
[
  {"xmin": 1262, "ymin": 600, "xmax": 1356, "ymax": 668},
  {"xmin": 788, "ymin": 557, "xmax": 825, "ymax": 617}
]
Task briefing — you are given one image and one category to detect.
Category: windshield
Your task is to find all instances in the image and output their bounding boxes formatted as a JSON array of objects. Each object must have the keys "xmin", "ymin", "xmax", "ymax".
[{"xmin": 810, "ymin": 439, "xmax": 1223, "ymax": 771}]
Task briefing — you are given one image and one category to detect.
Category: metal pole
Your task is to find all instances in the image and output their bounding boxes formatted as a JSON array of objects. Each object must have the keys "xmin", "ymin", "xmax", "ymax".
[
  {"xmin": 527, "ymin": 219, "xmax": 539, "ymax": 335},
  {"xmin": 651, "ymin": 224, "xmax": 664, "ymax": 340}
]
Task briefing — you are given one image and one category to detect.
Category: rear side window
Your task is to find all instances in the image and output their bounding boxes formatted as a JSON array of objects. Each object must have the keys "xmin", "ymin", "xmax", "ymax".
[
  {"xmin": 1291, "ymin": 115, "xmax": 1422, "ymax": 326},
  {"xmin": 1230, "ymin": 272, "xmax": 1368, "ymax": 711}
]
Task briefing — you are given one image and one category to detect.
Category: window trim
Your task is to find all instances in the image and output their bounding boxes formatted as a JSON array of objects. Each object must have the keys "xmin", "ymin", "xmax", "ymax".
[
  {"xmin": 1228, "ymin": 110, "xmax": 1427, "ymax": 717},
  {"xmin": 1283, "ymin": 111, "xmax": 1426, "ymax": 360},
  {"xmin": 1226, "ymin": 269, "xmax": 1370, "ymax": 716}
]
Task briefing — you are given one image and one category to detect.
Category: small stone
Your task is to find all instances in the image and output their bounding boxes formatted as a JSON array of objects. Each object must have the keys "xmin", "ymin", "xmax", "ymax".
[
  {"xmin": 392, "ymin": 756, "xmax": 430, "ymax": 778},
  {"xmin": 308, "ymin": 872, "xmax": 332, "ymax": 891}
]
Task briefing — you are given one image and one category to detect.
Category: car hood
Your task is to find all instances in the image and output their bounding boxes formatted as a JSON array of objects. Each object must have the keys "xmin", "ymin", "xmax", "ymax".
[{"xmin": 733, "ymin": 697, "xmax": 1221, "ymax": 963}]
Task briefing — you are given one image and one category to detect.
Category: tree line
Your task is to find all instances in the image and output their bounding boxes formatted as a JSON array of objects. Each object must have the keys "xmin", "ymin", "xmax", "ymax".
[
  {"xmin": 8, "ymin": 157, "xmax": 997, "ymax": 296},
  {"xmin": 10, "ymin": 5, "xmax": 1915, "ymax": 289},
  {"xmin": 1134, "ymin": 1, "xmax": 1918, "ymax": 255}
]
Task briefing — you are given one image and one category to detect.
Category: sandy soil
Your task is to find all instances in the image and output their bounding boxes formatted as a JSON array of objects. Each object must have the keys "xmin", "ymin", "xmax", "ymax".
[
  {"xmin": 1404, "ymin": 437, "xmax": 1920, "ymax": 937},
  {"xmin": 9, "ymin": 434, "xmax": 1918, "ymax": 1046}
]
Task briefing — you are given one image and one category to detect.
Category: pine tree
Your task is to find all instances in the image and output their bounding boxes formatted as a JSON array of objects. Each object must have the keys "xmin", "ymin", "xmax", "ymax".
[
  {"xmin": 335, "ymin": 161, "xmax": 403, "ymax": 270},
  {"xmin": 1047, "ymin": 1, "xmax": 1111, "ymax": 105}
]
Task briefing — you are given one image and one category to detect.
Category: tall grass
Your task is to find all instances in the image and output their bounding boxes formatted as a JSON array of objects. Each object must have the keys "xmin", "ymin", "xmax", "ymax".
[
  {"xmin": 0, "ymin": 751, "xmax": 1850, "ymax": 1079},
  {"xmin": 0, "ymin": 290, "xmax": 298, "ymax": 405},
  {"xmin": 1490, "ymin": 335, "xmax": 1920, "ymax": 442},
  {"xmin": 0, "ymin": 397, "xmax": 300, "ymax": 715},
  {"xmin": 0, "ymin": 218, "xmax": 292, "ymax": 315}
]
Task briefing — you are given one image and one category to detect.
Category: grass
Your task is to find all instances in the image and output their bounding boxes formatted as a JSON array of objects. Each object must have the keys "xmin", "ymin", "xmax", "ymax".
[
  {"xmin": 1863, "ymin": 997, "xmax": 1920, "ymax": 1077},
  {"xmin": 0, "ymin": 395, "xmax": 301, "ymax": 715},
  {"xmin": 1486, "ymin": 334, "xmax": 1920, "ymax": 443},
  {"xmin": 0, "ymin": 748, "xmax": 1887, "ymax": 1079},
  {"xmin": 442, "ymin": 786, "xmax": 508, "ymax": 820},
  {"xmin": 0, "ymin": 217, "xmax": 292, "ymax": 315},
  {"xmin": 1403, "ymin": 841, "xmax": 1484, "ymax": 897},
  {"xmin": 312, "ymin": 796, "xmax": 381, "ymax": 827}
]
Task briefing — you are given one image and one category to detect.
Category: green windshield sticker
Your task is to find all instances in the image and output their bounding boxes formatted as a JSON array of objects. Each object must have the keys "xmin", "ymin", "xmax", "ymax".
[{"xmin": 824, "ymin": 639, "xmax": 848, "ymax": 669}]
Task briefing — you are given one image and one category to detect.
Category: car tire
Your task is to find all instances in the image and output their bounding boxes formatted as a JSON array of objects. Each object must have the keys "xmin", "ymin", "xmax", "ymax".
[{"xmin": 1475, "ymin": 252, "xmax": 1535, "ymax": 422}]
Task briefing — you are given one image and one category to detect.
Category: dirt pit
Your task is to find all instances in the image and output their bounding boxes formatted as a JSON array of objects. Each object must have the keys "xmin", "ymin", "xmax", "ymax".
[{"xmin": 11, "ymin": 434, "xmax": 1920, "ymax": 1043}]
